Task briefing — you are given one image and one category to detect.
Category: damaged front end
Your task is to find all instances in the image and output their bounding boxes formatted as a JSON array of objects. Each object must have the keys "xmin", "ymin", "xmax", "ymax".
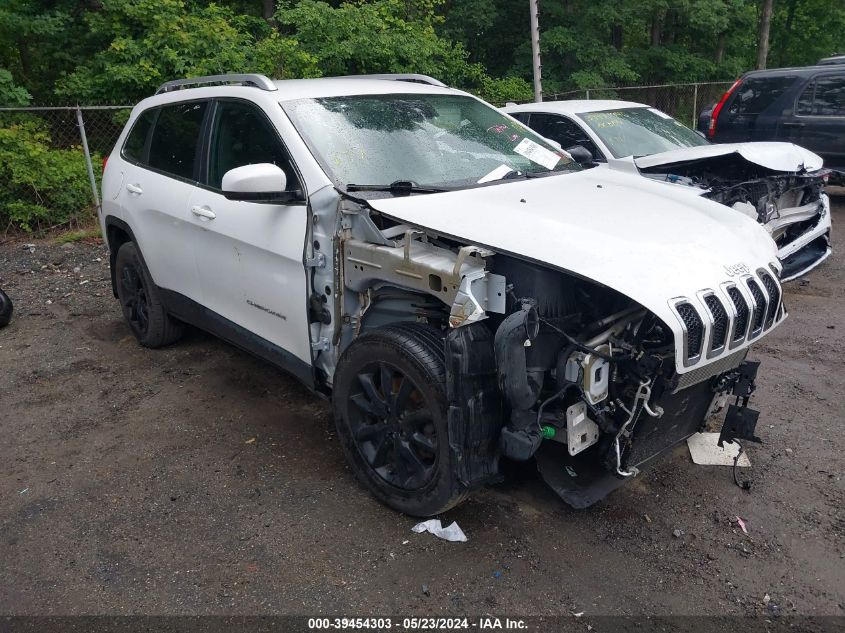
[
  {"xmin": 480, "ymin": 256, "xmax": 781, "ymax": 508},
  {"xmin": 321, "ymin": 196, "xmax": 784, "ymax": 508},
  {"xmin": 637, "ymin": 152, "xmax": 832, "ymax": 282}
]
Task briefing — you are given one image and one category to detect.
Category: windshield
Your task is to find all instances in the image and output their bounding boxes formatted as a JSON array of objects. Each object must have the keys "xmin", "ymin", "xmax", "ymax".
[
  {"xmin": 282, "ymin": 93, "xmax": 578, "ymax": 191},
  {"xmin": 578, "ymin": 107, "xmax": 708, "ymax": 158}
]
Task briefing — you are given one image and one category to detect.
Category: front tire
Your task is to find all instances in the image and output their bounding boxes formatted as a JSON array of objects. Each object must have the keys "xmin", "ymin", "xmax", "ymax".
[
  {"xmin": 332, "ymin": 323, "xmax": 468, "ymax": 516},
  {"xmin": 114, "ymin": 241, "xmax": 183, "ymax": 348}
]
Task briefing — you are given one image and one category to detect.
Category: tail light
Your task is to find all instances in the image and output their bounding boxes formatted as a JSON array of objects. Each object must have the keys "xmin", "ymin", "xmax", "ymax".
[
  {"xmin": 102, "ymin": 155, "xmax": 109, "ymax": 173},
  {"xmin": 708, "ymin": 78, "xmax": 742, "ymax": 139}
]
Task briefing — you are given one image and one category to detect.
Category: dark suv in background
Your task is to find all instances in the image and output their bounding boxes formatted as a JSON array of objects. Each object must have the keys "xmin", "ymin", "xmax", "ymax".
[{"xmin": 703, "ymin": 64, "xmax": 845, "ymax": 176}]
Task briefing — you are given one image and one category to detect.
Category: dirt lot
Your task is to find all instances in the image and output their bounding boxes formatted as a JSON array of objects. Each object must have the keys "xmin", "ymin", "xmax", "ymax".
[{"xmin": 1, "ymin": 195, "xmax": 843, "ymax": 622}]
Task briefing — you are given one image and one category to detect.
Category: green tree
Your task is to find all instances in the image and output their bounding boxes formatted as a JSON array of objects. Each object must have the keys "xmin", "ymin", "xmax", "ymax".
[
  {"xmin": 55, "ymin": 0, "xmax": 319, "ymax": 103},
  {"xmin": 274, "ymin": 0, "xmax": 483, "ymax": 86},
  {"xmin": 0, "ymin": 68, "xmax": 31, "ymax": 106}
]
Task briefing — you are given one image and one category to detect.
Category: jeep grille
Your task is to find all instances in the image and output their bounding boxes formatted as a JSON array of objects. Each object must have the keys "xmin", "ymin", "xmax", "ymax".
[
  {"xmin": 704, "ymin": 294, "xmax": 728, "ymax": 350},
  {"xmin": 671, "ymin": 270, "xmax": 783, "ymax": 370},
  {"xmin": 727, "ymin": 286, "xmax": 749, "ymax": 342},
  {"xmin": 676, "ymin": 302, "xmax": 704, "ymax": 359}
]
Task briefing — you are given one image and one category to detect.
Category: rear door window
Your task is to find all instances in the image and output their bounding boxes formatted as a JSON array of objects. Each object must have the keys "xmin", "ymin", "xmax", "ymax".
[
  {"xmin": 727, "ymin": 76, "xmax": 796, "ymax": 116},
  {"xmin": 796, "ymin": 74, "xmax": 845, "ymax": 116},
  {"xmin": 811, "ymin": 75, "xmax": 845, "ymax": 116},
  {"xmin": 147, "ymin": 101, "xmax": 208, "ymax": 180},
  {"xmin": 122, "ymin": 108, "xmax": 156, "ymax": 164}
]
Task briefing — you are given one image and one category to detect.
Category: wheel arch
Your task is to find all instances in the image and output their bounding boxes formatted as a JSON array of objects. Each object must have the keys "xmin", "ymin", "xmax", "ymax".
[{"xmin": 104, "ymin": 216, "xmax": 138, "ymax": 298}]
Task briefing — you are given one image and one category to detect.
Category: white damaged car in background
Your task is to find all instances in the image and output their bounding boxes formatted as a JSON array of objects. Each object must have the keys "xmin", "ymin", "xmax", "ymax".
[{"xmin": 503, "ymin": 100, "xmax": 833, "ymax": 281}]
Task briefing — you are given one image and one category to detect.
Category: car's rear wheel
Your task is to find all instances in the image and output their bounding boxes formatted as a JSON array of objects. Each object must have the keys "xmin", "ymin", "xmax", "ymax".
[
  {"xmin": 114, "ymin": 241, "xmax": 183, "ymax": 347},
  {"xmin": 332, "ymin": 322, "xmax": 467, "ymax": 516}
]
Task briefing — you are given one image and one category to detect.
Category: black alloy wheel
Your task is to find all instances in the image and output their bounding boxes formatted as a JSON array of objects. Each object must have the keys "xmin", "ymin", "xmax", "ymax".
[
  {"xmin": 348, "ymin": 360, "xmax": 438, "ymax": 490},
  {"xmin": 332, "ymin": 322, "xmax": 467, "ymax": 516}
]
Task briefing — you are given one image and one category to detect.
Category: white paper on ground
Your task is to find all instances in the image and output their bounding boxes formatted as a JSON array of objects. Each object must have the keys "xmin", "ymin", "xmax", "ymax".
[
  {"xmin": 687, "ymin": 432, "xmax": 751, "ymax": 467},
  {"xmin": 513, "ymin": 138, "xmax": 560, "ymax": 170},
  {"xmin": 411, "ymin": 519, "xmax": 467, "ymax": 542}
]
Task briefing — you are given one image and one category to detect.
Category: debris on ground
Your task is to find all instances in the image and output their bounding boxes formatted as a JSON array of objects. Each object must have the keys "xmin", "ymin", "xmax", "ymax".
[
  {"xmin": 687, "ymin": 432, "xmax": 751, "ymax": 467},
  {"xmin": 736, "ymin": 517, "xmax": 749, "ymax": 535},
  {"xmin": 672, "ymin": 529, "xmax": 683, "ymax": 538},
  {"xmin": 411, "ymin": 519, "xmax": 467, "ymax": 542}
]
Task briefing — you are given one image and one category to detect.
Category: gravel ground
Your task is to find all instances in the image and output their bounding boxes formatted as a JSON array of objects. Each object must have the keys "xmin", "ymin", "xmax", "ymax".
[{"xmin": 0, "ymin": 194, "xmax": 843, "ymax": 622}]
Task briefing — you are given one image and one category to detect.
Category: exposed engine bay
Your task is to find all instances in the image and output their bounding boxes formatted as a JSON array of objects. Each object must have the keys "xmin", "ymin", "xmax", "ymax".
[
  {"xmin": 308, "ymin": 196, "xmax": 772, "ymax": 508},
  {"xmin": 639, "ymin": 154, "xmax": 831, "ymax": 281}
]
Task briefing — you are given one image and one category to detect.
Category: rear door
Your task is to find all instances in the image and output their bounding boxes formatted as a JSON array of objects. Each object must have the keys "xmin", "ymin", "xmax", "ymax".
[
  {"xmin": 718, "ymin": 75, "xmax": 799, "ymax": 142},
  {"xmin": 119, "ymin": 100, "xmax": 209, "ymax": 302},
  {"xmin": 187, "ymin": 98, "xmax": 312, "ymax": 367},
  {"xmin": 779, "ymin": 72, "xmax": 845, "ymax": 171}
]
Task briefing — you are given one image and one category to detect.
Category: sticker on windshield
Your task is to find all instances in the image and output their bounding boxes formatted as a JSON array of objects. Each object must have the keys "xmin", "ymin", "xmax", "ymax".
[
  {"xmin": 648, "ymin": 108, "xmax": 673, "ymax": 119},
  {"xmin": 513, "ymin": 138, "xmax": 560, "ymax": 170}
]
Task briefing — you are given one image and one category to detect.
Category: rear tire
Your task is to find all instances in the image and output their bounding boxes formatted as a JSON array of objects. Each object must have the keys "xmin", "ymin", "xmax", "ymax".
[
  {"xmin": 333, "ymin": 322, "xmax": 468, "ymax": 516},
  {"xmin": 114, "ymin": 241, "xmax": 183, "ymax": 348}
]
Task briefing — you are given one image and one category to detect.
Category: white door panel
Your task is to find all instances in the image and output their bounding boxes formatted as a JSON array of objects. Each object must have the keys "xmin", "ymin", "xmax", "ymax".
[
  {"xmin": 121, "ymin": 166, "xmax": 202, "ymax": 300},
  {"xmin": 188, "ymin": 188, "xmax": 311, "ymax": 364}
]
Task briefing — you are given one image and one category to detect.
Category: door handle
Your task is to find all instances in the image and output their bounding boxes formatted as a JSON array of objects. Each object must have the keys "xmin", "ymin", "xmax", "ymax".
[
  {"xmin": 126, "ymin": 183, "xmax": 143, "ymax": 195},
  {"xmin": 782, "ymin": 121, "xmax": 805, "ymax": 127},
  {"xmin": 191, "ymin": 205, "xmax": 216, "ymax": 220}
]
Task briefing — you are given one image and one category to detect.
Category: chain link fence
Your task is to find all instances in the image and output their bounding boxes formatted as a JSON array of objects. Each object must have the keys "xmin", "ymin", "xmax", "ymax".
[
  {"xmin": 0, "ymin": 105, "xmax": 130, "ymax": 234},
  {"xmin": 0, "ymin": 81, "xmax": 734, "ymax": 234}
]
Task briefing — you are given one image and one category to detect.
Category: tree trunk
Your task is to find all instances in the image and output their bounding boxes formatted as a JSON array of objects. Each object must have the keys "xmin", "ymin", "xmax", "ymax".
[
  {"xmin": 262, "ymin": 0, "xmax": 276, "ymax": 24},
  {"xmin": 651, "ymin": 10, "xmax": 663, "ymax": 47},
  {"xmin": 715, "ymin": 31, "xmax": 726, "ymax": 64},
  {"xmin": 16, "ymin": 40, "xmax": 32, "ymax": 84},
  {"xmin": 778, "ymin": 0, "xmax": 800, "ymax": 66},
  {"xmin": 611, "ymin": 23, "xmax": 623, "ymax": 51},
  {"xmin": 756, "ymin": 0, "xmax": 774, "ymax": 69}
]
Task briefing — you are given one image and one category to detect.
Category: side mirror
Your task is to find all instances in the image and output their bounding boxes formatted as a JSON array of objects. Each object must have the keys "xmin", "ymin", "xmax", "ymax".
[
  {"xmin": 222, "ymin": 163, "xmax": 296, "ymax": 202},
  {"xmin": 566, "ymin": 145, "xmax": 593, "ymax": 166}
]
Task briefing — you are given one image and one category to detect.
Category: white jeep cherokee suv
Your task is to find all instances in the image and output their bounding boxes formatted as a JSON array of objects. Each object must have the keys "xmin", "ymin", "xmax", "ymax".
[{"xmin": 102, "ymin": 73, "xmax": 785, "ymax": 515}]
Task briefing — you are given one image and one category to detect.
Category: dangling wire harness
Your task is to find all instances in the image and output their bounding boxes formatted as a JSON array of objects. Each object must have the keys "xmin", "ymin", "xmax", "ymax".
[{"xmin": 613, "ymin": 379, "xmax": 663, "ymax": 477}]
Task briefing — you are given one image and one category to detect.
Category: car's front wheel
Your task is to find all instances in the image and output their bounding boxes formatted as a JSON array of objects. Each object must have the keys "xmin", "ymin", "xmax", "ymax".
[
  {"xmin": 332, "ymin": 323, "xmax": 467, "ymax": 516},
  {"xmin": 114, "ymin": 241, "xmax": 183, "ymax": 348}
]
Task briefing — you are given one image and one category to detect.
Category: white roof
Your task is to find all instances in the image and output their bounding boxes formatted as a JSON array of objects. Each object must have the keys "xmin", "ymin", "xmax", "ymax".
[
  {"xmin": 270, "ymin": 78, "xmax": 461, "ymax": 101},
  {"xmin": 502, "ymin": 99, "xmax": 648, "ymax": 115}
]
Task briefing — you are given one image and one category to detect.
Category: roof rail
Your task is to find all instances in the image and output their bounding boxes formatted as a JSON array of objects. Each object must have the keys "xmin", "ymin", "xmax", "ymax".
[
  {"xmin": 155, "ymin": 73, "xmax": 277, "ymax": 95},
  {"xmin": 330, "ymin": 73, "xmax": 447, "ymax": 87}
]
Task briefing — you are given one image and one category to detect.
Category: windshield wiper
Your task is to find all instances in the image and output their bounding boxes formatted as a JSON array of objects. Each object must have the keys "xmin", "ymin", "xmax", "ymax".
[{"xmin": 345, "ymin": 180, "xmax": 450, "ymax": 195}]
